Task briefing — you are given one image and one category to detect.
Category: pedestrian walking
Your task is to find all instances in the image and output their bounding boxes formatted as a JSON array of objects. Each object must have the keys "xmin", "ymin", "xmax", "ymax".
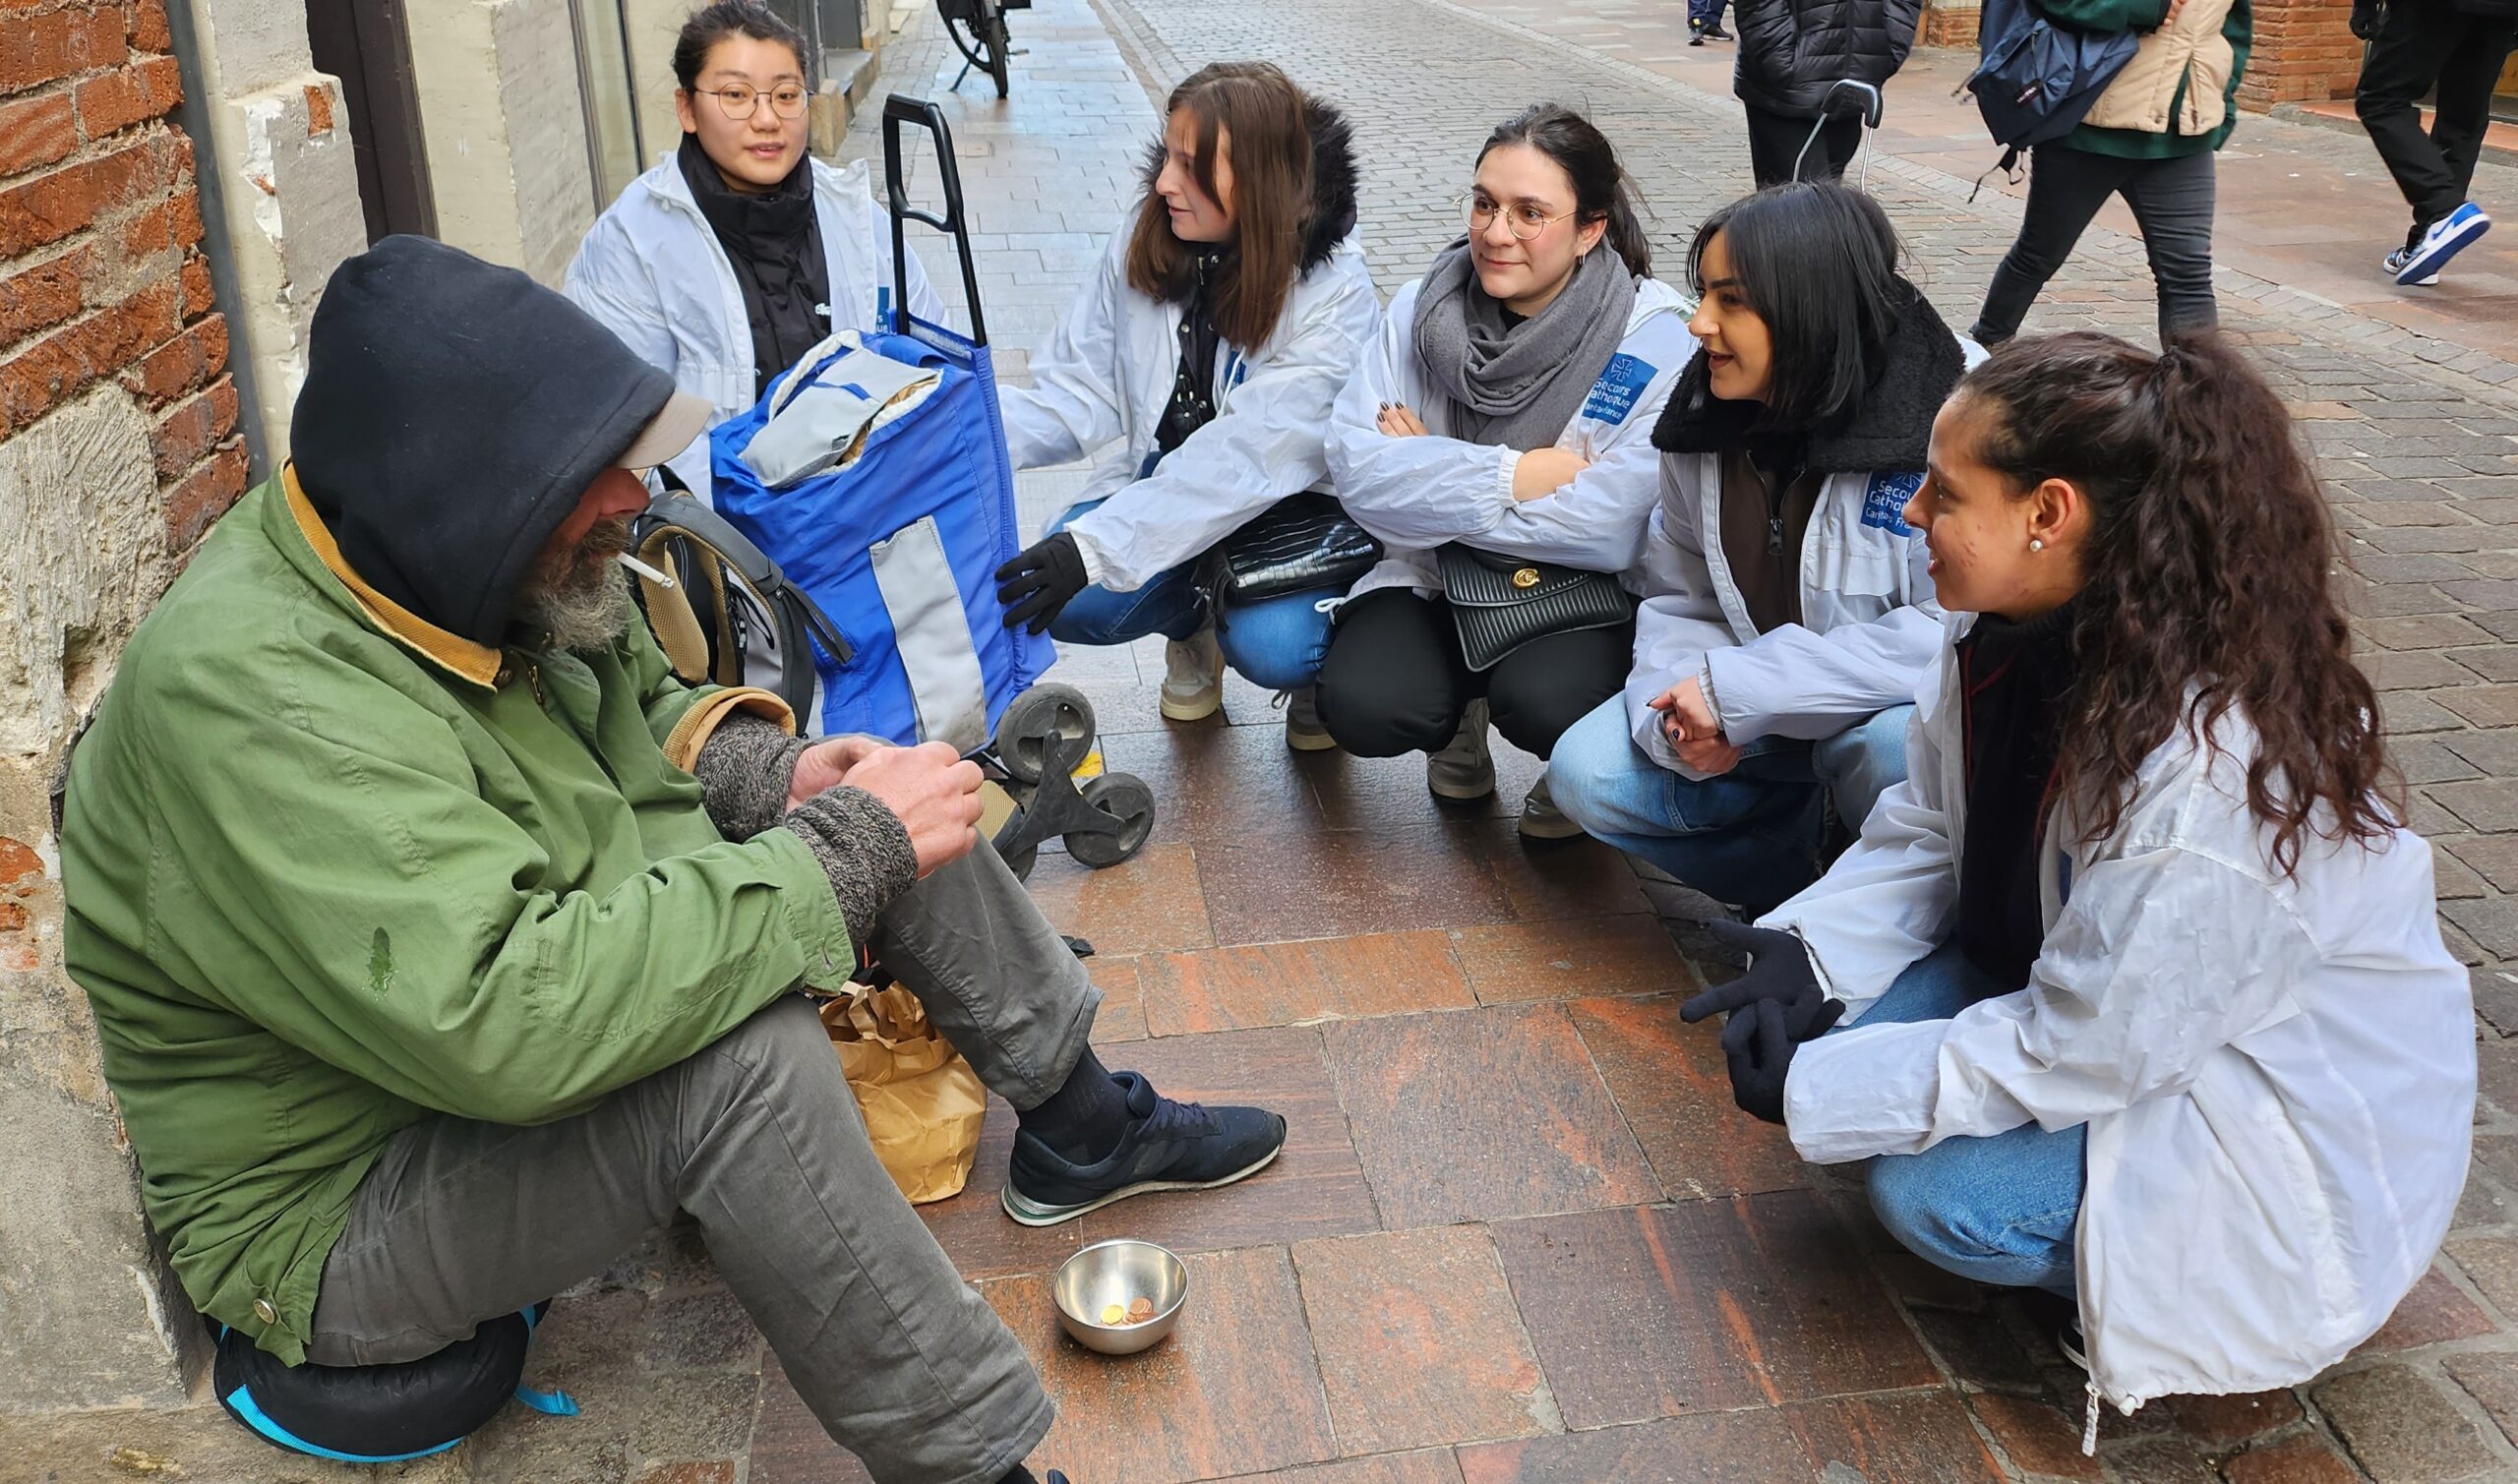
[
  {"xmin": 1691, "ymin": 0, "xmax": 1735, "ymax": 45},
  {"xmin": 2352, "ymin": 0, "xmax": 2514, "ymax": 285},
  {"xmin": 1733, "ymin": 0, "xmax": 1920, "ymax": 184},
  {"xmin": 1691, "ymin": 330, "xmax": 2469, "ymax": 1451},
  {"xmin": 989, "ymin": 62, "xmax": 1377, "ymax": 741},
  {"xmin": 1968, "ymin": 0, "xmax": 2251, "ymax": 346},
  {"xmin": 1316, "ymin": 105, "xmax": 1689, "ymax": 836}
]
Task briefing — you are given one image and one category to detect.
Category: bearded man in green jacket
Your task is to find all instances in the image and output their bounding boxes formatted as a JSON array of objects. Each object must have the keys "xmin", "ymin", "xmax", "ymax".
[{"xmin": 60, "ymin": 236, "xmax": 1286, "ymax": 1484}]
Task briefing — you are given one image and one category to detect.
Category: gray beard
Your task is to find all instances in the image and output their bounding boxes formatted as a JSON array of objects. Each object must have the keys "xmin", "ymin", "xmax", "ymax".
[{"xmin": 513, "ymin": 520, "xmax": 638, "ymax": 652}]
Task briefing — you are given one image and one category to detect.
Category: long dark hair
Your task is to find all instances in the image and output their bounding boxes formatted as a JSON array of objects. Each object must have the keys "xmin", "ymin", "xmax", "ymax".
[
  {"xmin": 1125, "ymin": 62, "xmax": 1315, "ymax": 350},
  {"xmin": 1688, "ymin": 183, "xmax": 1907, "ymax": 431},
  {"xmin": 672, "ymin": 1, "xmax": 808, "ymax": 92},
  {"xmin": 1476, "ymin": 103, "xmax": 1651, "ymax": 278},
  {"xmin": 1956, "ymin": 331, "xmax": 2399, "ymax": 876}
]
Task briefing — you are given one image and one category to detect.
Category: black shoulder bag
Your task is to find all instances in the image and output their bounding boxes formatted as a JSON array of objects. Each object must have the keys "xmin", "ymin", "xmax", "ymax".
[{"xmin": 1435, "ymin": 545, "xmax": 1633, "ymax": 672}]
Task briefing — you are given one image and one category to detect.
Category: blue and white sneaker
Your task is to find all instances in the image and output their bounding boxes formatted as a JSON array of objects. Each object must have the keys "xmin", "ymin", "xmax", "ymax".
[
  {"xmin": 2395, "ymin": 203, "xmax": 2490, "ymax": 285},
  {"xmin": 2385, "ymin": 247, "xmax": 2439, "ymax": 286},
  {"xmin": 1002, "ymin": 1072, "xmax": 1287, "ymax": 1226}
]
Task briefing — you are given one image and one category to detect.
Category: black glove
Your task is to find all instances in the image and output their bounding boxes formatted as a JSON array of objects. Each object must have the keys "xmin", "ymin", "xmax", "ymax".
[
  {"xmin": 995, "ymin": 531, "xmax": 1089, "ymax": 634},
  {"xmin": 1722, "ymin": 996, "xmax": 1799, "ymax": 1125},
  {"xmin": 2349, "ymin": 0, "xmax": 2383, "ymax": 38},
  {"xmin": 1680, "ymin": 920, "xmax": 1845, "ymax": 1041}
]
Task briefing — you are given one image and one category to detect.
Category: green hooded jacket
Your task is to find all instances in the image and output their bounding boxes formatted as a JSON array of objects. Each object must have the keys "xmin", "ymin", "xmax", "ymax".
[{"xmin": 61, "ymin": 470, "xmax": 849, "ymax": 1364}]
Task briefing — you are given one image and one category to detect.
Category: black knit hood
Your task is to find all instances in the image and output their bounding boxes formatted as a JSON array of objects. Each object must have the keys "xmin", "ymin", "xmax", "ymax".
[
  {"xmin": 1650, "ymin": 281, "xmax": 1964, "ymax": 475},
  {"xmin": 1135, "ymin": 91, "xmax": 1361, "ymax": 282},
  {"xmin": 289, "ymin": 235, "xmax": 674, "ymax": 647}
]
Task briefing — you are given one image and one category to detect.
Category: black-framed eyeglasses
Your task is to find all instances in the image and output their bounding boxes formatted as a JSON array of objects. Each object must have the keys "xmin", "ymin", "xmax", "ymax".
[
  {"xmin": 693, "ymin": 83, "xmax": 809, "ymax": 121},
  {"xmin": 1459, "ymin": 191, "xmax": 1576, "ymax": 240}
]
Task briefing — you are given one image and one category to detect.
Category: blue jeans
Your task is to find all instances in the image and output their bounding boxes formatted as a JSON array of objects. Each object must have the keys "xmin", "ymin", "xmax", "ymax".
[
  {"xmin": 1852, "ymin": 942, "xmax": 2087, "ymax": 1295},
  {"xmin": 1546, "ymin": 695, "xmax": 1915, "ymax": 916},
  {"xmin": 1042, "ymin": 497, "xmax": 1338, "ymax": 691}
]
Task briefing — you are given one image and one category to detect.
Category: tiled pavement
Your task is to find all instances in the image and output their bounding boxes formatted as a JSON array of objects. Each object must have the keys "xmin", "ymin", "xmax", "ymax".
[{"xmin": 17, "ymin": 2, "xmax": 2518, "ymax": 1481}]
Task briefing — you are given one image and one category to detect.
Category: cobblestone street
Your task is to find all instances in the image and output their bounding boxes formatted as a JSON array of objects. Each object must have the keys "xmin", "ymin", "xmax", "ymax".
[{"xmin": 15, "ymin": 0, "xmax": 2518, "ymax": 1479}]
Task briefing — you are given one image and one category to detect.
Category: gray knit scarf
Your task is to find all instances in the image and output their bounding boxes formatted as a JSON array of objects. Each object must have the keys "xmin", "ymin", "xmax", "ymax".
[{"xmin": 1410, "ymin": 241, "xmax": 1638, "ymax": 448}]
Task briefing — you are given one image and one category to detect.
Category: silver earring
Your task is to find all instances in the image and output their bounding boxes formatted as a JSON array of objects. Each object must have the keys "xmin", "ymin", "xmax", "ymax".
[{"xmin": 2029, "ymin": 538, "xmax": 2045, "ymax": 553}]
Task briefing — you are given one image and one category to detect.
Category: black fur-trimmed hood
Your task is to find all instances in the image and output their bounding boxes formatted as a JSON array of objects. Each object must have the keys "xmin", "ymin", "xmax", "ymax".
[
  {"xmin": 1650, "ymin": 282, "xmax": 1963, "ymax": 475},
  {"xmin": 1135, "ymin": 92, "xmax": 1360, "ymax": 278}
]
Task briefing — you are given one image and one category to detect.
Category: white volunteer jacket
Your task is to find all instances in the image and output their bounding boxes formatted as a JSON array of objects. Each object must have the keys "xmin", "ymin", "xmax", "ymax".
[
  {"xmin": 1622, "ymin": 335, "xmax": 1984, "ymax": 774},
  {"xmin": 1325, "ymin": 274, "xmax": 1694, "ymax": 604},
  {"xmin": 562, "ymin": 150, "xmax": 945, "ymax": 500},
  {"xmin": 997, "ymin": 221, "xmax": 1382, "ymax": 592},
  {"xmin": 1767, "ymin": 616, "xmax": 2473, "ymax": 1419}
]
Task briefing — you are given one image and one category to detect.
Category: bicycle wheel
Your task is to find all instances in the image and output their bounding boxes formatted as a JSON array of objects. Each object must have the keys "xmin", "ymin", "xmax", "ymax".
[{"xmin": 984, "ymin": 8, "xmax": 1011, "ymax": 97}]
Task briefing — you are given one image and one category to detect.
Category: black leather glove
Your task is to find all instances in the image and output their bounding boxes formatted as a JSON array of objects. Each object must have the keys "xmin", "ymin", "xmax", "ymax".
[
  {"xmin": 995, "ymin": 531, "xmax": 1089, "ymax": 634},
  {"xmin": 1722, "ymin": 996, "xmax": 1799, "ymax": 1125},
  {"xmin": 1680, "ymin": 920, "xmax": 1845, "ymax": 1041},
  {"xmin": 2348, "ymin": 0, "xmax": 2383, "ymax": 38}
]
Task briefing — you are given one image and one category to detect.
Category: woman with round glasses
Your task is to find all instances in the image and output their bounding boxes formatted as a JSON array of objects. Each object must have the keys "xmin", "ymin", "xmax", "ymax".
[
  {"xmin": 564, "ymin": 1, "xmax": 944, "ymax": 501},
  {"xmin": 1315, "ymin": 103, "xmax": 1689, "ymax": 837}
]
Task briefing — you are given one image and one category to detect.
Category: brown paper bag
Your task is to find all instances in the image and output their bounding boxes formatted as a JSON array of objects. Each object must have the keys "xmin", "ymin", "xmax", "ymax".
[{"xmin": 818, "ymin": 983, "xmax": 988, "ymax": 1204}]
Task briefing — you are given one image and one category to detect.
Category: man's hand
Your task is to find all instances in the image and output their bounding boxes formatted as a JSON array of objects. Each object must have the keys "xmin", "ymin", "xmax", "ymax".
[
  {"xmin": 829, "ymin": 741, "xmax": 985, "ymax": 877},
  {"xmin": 787, "ymin": 735, "xmax": 887, "ymax": 811},
  {"xmin": 1376, "ymin": 401, "xmax": 1430, "ymax": 437},
  {"xmin": 1511, "ymin": 446, "xmax": 1591, "ymax": 502},
  {"xmin": 1648, "ymin": 677, "xmax": 1740, "ymax": 774}
]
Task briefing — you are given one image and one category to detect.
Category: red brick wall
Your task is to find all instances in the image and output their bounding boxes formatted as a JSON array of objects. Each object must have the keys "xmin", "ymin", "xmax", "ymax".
[
  {"xmin": 2242, "ymin": 0, "xmax": 2365, "ymax": 109},
  {"xmin": 1918, "ymin": 5, "xmax": 1981, "ymax": 49},
  {"xmin": 0, "ymin": 0, "xmax": 248, "ymax": 552}
]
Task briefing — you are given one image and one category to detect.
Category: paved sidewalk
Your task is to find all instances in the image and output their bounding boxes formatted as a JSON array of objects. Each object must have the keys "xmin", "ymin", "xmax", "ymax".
[{"xmin": 12, "ymin": 2, "xmax": 2518, "ymax": 1481}]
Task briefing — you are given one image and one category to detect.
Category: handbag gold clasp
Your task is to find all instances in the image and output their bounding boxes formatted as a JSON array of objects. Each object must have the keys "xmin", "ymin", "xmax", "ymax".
[{"xmin": 1512, "ymin": 567, "xmax": 1540, "ymax": 589}]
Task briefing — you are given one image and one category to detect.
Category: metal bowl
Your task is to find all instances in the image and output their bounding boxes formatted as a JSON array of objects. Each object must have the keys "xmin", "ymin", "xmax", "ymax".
[{"xmin": 1051, "ymin": 1239, "xmax": 1188, "ymax": 1355}]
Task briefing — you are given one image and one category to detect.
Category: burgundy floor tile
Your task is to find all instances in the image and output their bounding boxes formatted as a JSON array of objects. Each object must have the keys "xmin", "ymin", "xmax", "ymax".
[
  {"xmin": 2159, "ymin": 1389, "xmax": 2304, "ymax": 1446},
  {"xmin": 2356, "ymin": 1265, "xmax": 2495, "ymax": 1352},
  {"xmin": 1026, "ymin": 841, "xmax": 1217, "ymax": 955},
  {"xmin": 984, "ymin": 1245, "xmax": 1339, "ymax": 1483},
  {"xmin": 1298, "ymin": 742, "xmax": 1542, "ymax": 832},
  {"xmin": 1455, "ymin": 1409, "xmax": 1813, "ymax": 1483},
  {"xmin": 913, "ymin": 1096, "xmax": 1082, "ymax": 1281},
  {"xmin": 1782, "ymin": 1392, "xmax": 2006, "ymax": 1483},
  {"xmin": 2220, "ymin": 1433, "xmax": 2365, "ymax": 1484},
  {"xmin": 1324, "ymin": 1003, "xmax": 1659, "ymax": 1228},
  {"xmin": 1455, "ymin": 817, "xmax": 1653, "ymax": 921},
  {"xmin": 1968, "ymin": 1393, "xmax": 2101, "ymax": 1480},
  {"xmin": 1567, "ymin": 993, "xmax": 1810, "ymax": 1201},
  {"xmin": 1292, "ymin": 1226, "xmax": 1551, "ymax": 1454},
  {"xmin": 1081, "ymin": 1026, "xmax": 1379, "ymax": 1254},
  {"xmin": 1210, "ymin": 1453, "xmax": 1467, "ymax": 1484},
  {"xmin": 1138, "ymin": 930, "xmax": 1475, "ymax": 1037},
  {"xmin": 1090, "ymin": 954, "xmax": 1148, "ymax": 1044},
  {"xmin": 1490, "ymin": 1196, "xmax": 1937, "ymax": 1429},
  {"xmin": 1448, "ymin": 916, "xmax": 1698, "ymax": 1005},
  {"xmin": 1101, "ymin": 723, "xmax": 1329, "ymax": 845},
  {"xmin": 1195, "ymin": 825, "xmax": 1522, "ymax": 945}
]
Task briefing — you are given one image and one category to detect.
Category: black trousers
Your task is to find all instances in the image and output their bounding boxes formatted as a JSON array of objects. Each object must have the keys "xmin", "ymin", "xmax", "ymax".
[
  {"xmin": 2354, "ymin": 0, "xmax": 2518, "ymax": 240},
  {"xmin": 1971, "ymin": 144, "xmax": 2220, "ymax": 345},
  {"xmin": 1315, "ymin": 587, "xmax": 1636, "ymax": 761},
  {"xmin": 1746, "ymin": 103, "xmax": 1862, "ymax": 188}
]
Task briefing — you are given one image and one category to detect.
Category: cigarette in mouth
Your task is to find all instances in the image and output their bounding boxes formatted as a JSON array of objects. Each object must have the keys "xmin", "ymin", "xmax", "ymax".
[{"xmin": 615, "ymin": 552, "xmax": 675, "ymax": 590}]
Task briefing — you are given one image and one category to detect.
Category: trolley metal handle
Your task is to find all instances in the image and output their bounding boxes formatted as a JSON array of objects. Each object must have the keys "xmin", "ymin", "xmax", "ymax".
[{"xmin": 882, "ymin": 93, "xmax": 989, "ymax": 346}]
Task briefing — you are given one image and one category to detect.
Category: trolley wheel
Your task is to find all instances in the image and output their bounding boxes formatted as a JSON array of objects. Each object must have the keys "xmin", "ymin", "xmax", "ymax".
[
  {"xmin": 995, "ymin": 683, "xmax": 1095, "ymax": 786},
  {"xmin": 1066, "ymin": 772, "xmax": 1154, "ymax": 868},
  {"xmin": 999, "ymin": 837, "xmax": 1040, "ymax": 880}
]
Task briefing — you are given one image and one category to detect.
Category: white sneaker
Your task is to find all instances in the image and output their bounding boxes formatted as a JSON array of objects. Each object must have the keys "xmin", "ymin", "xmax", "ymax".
[
  {"xmin": 1518, "ymin": 771, "xmax": 1586, "ymax": 840},
  {"xmin": 1159, "ymin": 626, "xmax": 1224, "ymax": 722},
  {"xmin": 1426, "ymin": 699, "xmax": 1496, "ymax": 800},
  {"xmin": 1282, "ymin": 685, "xmax": 1336, "ymax": 751}
]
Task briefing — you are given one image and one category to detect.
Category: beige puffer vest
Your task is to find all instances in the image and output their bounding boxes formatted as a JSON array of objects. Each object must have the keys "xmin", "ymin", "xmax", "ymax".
[{"xmin": 2081, "ymin": 0, "xmax": 2237, "ymax": 135}]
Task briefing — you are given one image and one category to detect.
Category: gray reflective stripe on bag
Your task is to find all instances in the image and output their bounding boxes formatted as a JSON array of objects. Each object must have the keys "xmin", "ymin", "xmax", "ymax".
[
  {"xmin": 869, "ymin": 515, "xmax": 991, "ymax": 753},
  {"xmin": 743, "ymin": 337, "xmax": 942, "ymax": 489}
]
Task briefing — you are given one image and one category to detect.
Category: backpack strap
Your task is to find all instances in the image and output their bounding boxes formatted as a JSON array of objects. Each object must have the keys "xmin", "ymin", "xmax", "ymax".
[{"xmin": 628, "ymin": 495, "xmax": 854, "ymax": 722}]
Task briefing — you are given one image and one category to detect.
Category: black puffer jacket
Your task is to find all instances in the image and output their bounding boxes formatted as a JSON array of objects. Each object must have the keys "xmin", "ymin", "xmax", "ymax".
[{"xmin": 1733, "ymin": 0, "xmax": 1923, "ymax": 118}]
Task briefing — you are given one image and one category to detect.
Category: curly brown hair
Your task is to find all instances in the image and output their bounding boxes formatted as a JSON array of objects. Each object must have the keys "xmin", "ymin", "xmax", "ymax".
[{"xmin": 1953, "ymin": 330, "xmax": 2400, "ymax": 877}]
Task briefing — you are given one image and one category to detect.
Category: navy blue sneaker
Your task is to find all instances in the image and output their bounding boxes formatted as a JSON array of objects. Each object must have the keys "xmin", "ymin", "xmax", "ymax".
[{"xmin": 1001, "ymin": 1072, "xmax": 1287, "ymax": 1226}]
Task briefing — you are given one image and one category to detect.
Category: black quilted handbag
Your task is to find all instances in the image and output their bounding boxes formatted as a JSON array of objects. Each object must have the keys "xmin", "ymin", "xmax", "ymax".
[
  {"xmin": 1214, "ymin": 493, "xmax": 1383, "ymax": 604},
  {"xmin": 1436, "ymin": 544, "xmax": 1634, "ymax": 672}
]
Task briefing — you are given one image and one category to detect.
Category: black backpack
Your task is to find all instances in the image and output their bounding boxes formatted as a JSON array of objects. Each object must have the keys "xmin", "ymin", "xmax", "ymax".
[
  {"xmin": 211, "ymin": 1306, "xmax": 574, "ymax": 1462},
  {"xmin": 1965, "ymin": 0, "xmax": 2139, "ymax": 173}
]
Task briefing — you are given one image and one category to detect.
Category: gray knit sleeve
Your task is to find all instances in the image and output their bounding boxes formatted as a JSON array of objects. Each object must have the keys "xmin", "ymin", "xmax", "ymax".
[
  {"xmin": 689, "ymin": 711, "xmax": 809, "ymax": 841},
  {"xmin": 781, "ymin": 787, "xmax": 920, "ymax": 945}
]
